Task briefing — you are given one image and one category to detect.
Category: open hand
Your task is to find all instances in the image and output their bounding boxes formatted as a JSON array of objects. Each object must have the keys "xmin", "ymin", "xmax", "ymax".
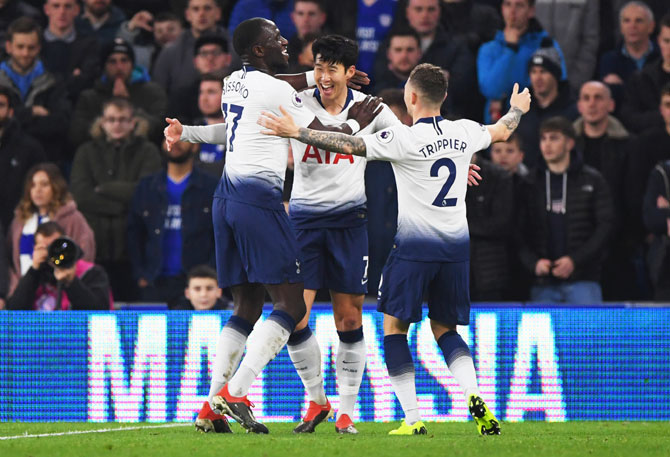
[
  {"xmin": 347, "ymin": 69, "xmax": 370, "ymax": 90},
  {"xmin": 509, "ymin": 83, "xmax": 531, "ymax": 114},
  {"xmin": 467, "ymin": 163, "xmax": 482, "ymax": 186},
  {"xmin": 258, "ymin": 106, "xmax": 299, "ymax": 138},
  {"xmin": 164, "ymin": 117, "xmax": 183, "ymax": 151},
  {"xmin": 347, "ymin": 95, "xmax": 382, "ymax": 130}
]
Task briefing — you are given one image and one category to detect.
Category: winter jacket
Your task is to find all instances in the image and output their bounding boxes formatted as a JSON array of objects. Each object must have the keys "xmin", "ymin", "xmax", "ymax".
[
  {"xmin": 477, "ymin": 19, "xmax": 567, "ymax": 122},
  {"xmin": 535, "ymin": 0, "xmax": 599, "ymax": 91},
  {"xmin": 0, "ymin": 119, "xmax": 45, "ymax": 229},
  {"xmin": 69, "ymin": 69, "xmax": 167, "ymax": 148},
  {"xmin": 440, "ymin": 0, "xmax": 502, "ymax": 53},
  {"xmin": 466, "ymin": 159, "xmax": 514, "ymax": 299},
  {"xmin": 598, "ymin": 41, "xmax": 660, "ymax": 85},
  {"xmin": 620, "ymin": 59, "xmax": 670, "ymax": 134},
  {"xmin": 7, "ymin": 200, "xmax": 96, "ymax": 293},
  {"xmin": 0, "ymin": 64, "xmax": 71, "ymax": 162},
  {"xmin": 70, "ymin": 127, "xmax": 161, "ymax": 262},
  {"xmin": 518, "ymin": 153, "xmax": 614, "ymax": 283},
  {"xmin": 228, "ymin": 0, "xmax": 295, "ymax": 42},
  {"xmin": 127, "ymin": 168, "xmax": 218, "ymax": 282}
]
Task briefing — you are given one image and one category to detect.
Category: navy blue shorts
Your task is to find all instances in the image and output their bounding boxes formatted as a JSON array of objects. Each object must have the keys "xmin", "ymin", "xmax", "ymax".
[
  {"xmin": 294, "ymin": 225, "xmax": 368, "ymax": 294},
  {"xmin": 377, "ymin": 252, "xmax": 470, "ymax": 325},
  {"xmin": 212, "ymin": 197, "xmax": 303, "ymax": 288}
]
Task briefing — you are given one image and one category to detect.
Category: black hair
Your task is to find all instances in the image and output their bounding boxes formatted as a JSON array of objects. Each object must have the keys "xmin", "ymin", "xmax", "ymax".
[
  {"xmin": 7, "ymin": 16, "xmax": 41, "ymax": 43},
  {"xmin": 377, "ymin": 88, "xmax": 405, "ymax": 109},
  {"xmin": 233, "ymin": 17, "xmax": 270, "ymax": 57},
  {"xmin": 199, "ymin": 72, "xmax": 224, "ymax": 84},
  {"xmin": 539, "ymin": 116, "xmax": 577, "ymax": 140},
  {"xmin": 0, "ymin": 86, "xmax": 15, "ymax": 109},
  {"xmin": 187, "ymin": 264, "xmax": 218, "ymax": 283},
  {"xmin": 35, "ymin": 221, "xmax": 65, "ymax": 239},
  {"xmin": 408, "ymin": 63, "xmax": 448, "ymax": 105},
  {"xmin": 311, "ymin": 34, "xmax": 358, "ymax": 69},
  {"xmin": 294, "ymin": 0, "xmax": 326, "ymax": 12},
  {"xmin": 195, "ymin": 35, "xmax": 229, "ymax": 54},
  {"xmin": 386, "ymin": 27, "xmax": 421, "ymax": 49},
  {"xmin": 154, "ymin": 11, "xmax": 181, "ymax": 23}
]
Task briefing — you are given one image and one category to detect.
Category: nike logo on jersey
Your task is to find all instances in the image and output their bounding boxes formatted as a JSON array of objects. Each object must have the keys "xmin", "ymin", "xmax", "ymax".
[{"xmin": 301, "ymin": 145, "xmax": 354, "ymax": 164}]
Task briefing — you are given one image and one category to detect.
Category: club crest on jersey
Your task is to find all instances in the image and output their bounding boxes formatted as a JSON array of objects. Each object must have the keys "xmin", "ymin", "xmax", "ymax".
[
  {"xmin": 291, "ymin": 91, "xmax": 303, "ymax": 108},
  {"xmin": 376, "ymin": 129, "xmax": 394, "ymax": 143}
]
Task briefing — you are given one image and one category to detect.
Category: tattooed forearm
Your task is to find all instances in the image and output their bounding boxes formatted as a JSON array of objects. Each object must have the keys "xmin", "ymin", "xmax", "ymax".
[
  {"xmin": 297, "ymin": 128, "xmax": 367, "ymax": 157},
  {"xmin": 499, "ymin": 106, "xmax": 524, "ymax": 132}
]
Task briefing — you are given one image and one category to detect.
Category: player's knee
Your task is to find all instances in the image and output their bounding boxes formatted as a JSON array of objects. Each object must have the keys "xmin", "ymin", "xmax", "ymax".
[{"xmin": 429, "ymin": 319, "xmax": 456, "ymax": 341}]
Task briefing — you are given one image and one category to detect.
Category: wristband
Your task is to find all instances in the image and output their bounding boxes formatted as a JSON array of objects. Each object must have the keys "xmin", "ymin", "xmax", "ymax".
[
  {"xmin": 305, "ymin": 71, "xmax": 316, "ymax": 87},
  {"xmin": 345, "ymin": 119, "xmax": 361, "ymax": 134}
]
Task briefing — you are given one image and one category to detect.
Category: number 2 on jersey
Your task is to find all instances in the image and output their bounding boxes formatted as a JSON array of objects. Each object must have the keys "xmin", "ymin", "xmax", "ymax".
[
  {"xmin": 222, "ymin": 103, "xmax": 244, "ymax": 152},
  {"xmin": 430, "ymin": 158, "xmax": 457, "ymax": 207}
]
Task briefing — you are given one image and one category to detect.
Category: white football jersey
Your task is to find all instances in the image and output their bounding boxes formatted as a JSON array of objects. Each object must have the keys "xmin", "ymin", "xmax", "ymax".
[
  {"xmin": 289, "ymin": 88, "xmax": 400, "ymax": 226},
  {"xmin": 217, "ymin": 66, "xmax": 315, "ymax": 209},
  {"xmin": 362, "ymin": 116, "xmax": 492, "ymax": 261}
]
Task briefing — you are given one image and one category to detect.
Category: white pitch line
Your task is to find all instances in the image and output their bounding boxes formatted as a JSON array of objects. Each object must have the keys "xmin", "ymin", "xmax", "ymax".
[{"xmin": 0, "ymin": 423, "xmax": 192, "ymax": 440}]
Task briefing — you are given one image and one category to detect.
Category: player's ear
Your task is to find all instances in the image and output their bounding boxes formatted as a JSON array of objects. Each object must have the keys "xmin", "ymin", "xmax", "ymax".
[
  {"xmin": 345, "ymin": 65, "xmax": 356, "ymax": 79},
  {"xmin": 251, "ymin": 43, "xmax": 264, "ymax": 58}
]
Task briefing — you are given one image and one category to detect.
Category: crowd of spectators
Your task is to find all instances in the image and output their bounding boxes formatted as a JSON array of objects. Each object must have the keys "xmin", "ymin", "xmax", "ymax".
[{"xmin": 1, "ymin": 0, "xmax": 670, "ymax": 309}]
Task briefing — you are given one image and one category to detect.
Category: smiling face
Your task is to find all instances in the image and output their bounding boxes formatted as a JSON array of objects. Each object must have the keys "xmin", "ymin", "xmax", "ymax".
[
  {"xmin": 257, "ymin": 22, "xmax": 290, "ymax": 72},
  {"xmin": 314, "ymin": 55, "xmax": 354, "ymax": 104}
]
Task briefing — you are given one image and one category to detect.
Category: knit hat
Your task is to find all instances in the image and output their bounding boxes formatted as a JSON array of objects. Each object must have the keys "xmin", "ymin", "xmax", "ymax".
[
  {"xmin": 528, "ymin": 42, "xmax": 562, "ymax": 82},
  {"xmin": 101, "ymin": 37, "xmax": 135, "ymax": 64}
]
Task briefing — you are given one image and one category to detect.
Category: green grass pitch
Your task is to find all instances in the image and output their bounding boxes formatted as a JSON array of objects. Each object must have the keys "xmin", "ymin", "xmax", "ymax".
[{"xmin": 1, "ymin": 421, "xmax": 669, "ymax": 457}]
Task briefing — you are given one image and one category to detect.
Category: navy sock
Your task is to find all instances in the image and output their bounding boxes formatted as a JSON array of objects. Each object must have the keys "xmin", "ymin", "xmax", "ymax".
[
  {"xmin": 225, "ymin": 315, "xmax": 253, "ymax": 336},
  {"xmin": 288, "ymin": 325, "xmax": 312, "ymax": 345},
  {"xmin": 437, "ymin": 330, "xmax": 472, "ymax": 366},
  {"xmin": 337, "ymin": 326, "xmax": 364, "ymax": 343},
  {"xmin": 268, "ymin": 309, "xmax": 297, "ymax": 333},
  {"xmin": 383, "ymin": 334, "xmax": 414, "ymax": 376}
]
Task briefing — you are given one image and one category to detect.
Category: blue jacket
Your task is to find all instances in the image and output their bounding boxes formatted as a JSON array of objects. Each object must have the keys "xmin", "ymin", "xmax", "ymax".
[
  {"xmin": 477, "ymin": 19, "xmax": 567, "ymax": 122},
  {"xmin": 127, "ymin": 168, "xmax": 218, "ymax": 282},
  {"xmin": 228, "ymin": 0, "xmax": 296, "ymax": 39}
]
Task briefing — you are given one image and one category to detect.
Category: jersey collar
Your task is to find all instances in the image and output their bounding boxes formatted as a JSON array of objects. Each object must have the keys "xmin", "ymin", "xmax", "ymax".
[
  {"xmin": 414, "ymin": 116, "xmax": 444, "ymax": 125},
  {"xmin": 313, "ymin": 87, "xmax": 355, "ymax": 113}
]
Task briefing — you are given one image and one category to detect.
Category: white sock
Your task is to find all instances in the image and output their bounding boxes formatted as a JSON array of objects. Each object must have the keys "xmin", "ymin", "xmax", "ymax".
[
  {"xmin": 389, "ymin": 371, "xmax": 421, "ymax": 424},
  {"xmin": 336, "ymin": 337, "xmax": 366, "ymax": 419},
  {"xmin": 228, "ymin": 317, "xmax": 291, "ymax": 397},
  {"xmin": 448, "ymin": 356, "xmax": 480, "ymax": 400},
  {"xmin": 288, "ymin": 330, "xmax": 327, "ymax": 405},
  {"xmin": 207, "ymin": 325, "xmax": 248, "ymax": 409}
]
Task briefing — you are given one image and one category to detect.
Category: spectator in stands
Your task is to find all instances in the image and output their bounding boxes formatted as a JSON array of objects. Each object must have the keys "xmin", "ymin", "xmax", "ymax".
[
  {"xmin": 515, "ymin": 45, "xmax": 578, "ymax": 169},
  {"xmin": 354, "ymin": 0, "xmax": 397, "ymax": 81},
  {"xmin": 127, "ymin": 138, "xmax": 217, "ymax": 307},
  {"xmin": 287, "ymin": 31, "xmax": 320, "ymax": 73},
  {"xmin": 573, "ymin": 81, "xmax": 636, "ymax": 299},
  {"xmin": 70, "ymin": 97, "xmax": 161, "ymax": 301},
  {"xmin": 228, "ymin": 0, "xmax": 296, "ymax": 42},
  {"xmin": 152, "ymin": 0, "xmax": 226, "ymax": 97},
  {"xmin": 171, "ymin": 265, "xmax": 230, "ymax": 310},
  {"xmin": 466, "ymin": 153, "xmax": 514, "ymax": 301},
  {"xmin": 620, "ymin": 13, "xmax": 670, "ymax": 134},
  {"xmin": 69, "ymin": 37, "xmax": 167, "ymax": 148},
  {"xmin": 117, "ymin": 11, "xmax": 183, "ymax": 74},
  {"xmin": 6, "ymin": 221, "xmax": 111, "ymax": 311},
  {"xmin": 535, "ymin": 0, "xmax": 599, "ymax": 93},
  {"xmin": 7, "ymin": 162, "xmax": 95, "ymax": 291},
  {"xmin": 0, "ymin": 85, "xmax": 45, "ymax": 230},
  {"xmin": 168, "ymin": 36, "xmax": 231, "ymax": 123},
  {"xmin": 75, "ymin": 0, "xmax": 126, "ymax": 46},
  {"xmin": 643, "ymin": 159, "xmax": 670, "ymax": 300},
  {"xmin": 0, "ymin": 0, "xmax": 42, "ymax": 45},
  {"xmin": 490, "ymin": 132, "xmax": 528, "ymax": 177},
  {"xmin": 372, "ymin": 28, "xmax": 422, "ymax": 94},
  {"xmin": 518, "ymin": 117, "xmax": 614, "ymax": 304},
  {"xmin": 41, "ymin": 0, "xmax": 101, "ymax": 105},
  {"xmin": 0, "ymin": 223, "xmax": 8, "ymax": 309},
  {"xmin": 403, "ymin": 0, "xmax": 478, "ymax": 119},
  {"xmin": 192, "ymin": 74, "xmax": 225, "ymax": 176},
  {"xmin": 0, "ymin": 17, "xmax": 71, "ymax": 164},
  {"xmin": 439, "ymin": 0, "xmax": 502, "ymax": 53},
  {"xmin": 477, "ymin": 0, "xmax": 566, "ymax": 123},
  {"xmin": 598, "ymin": 1, "xmax": 658, "ymax": 107},
  {"xmin": 288, "ymin": 0, "xmax": 327, "ymax": 71}
]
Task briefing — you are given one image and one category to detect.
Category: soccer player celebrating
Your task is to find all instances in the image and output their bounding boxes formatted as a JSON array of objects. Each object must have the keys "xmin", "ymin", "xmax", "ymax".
[
  {"xmin": 164, "ymin": 18, "xmax": 381, "ymax": 434},
  {"xmin": 258, "ymin": 63, "xmax": 531, "ymax": 436}
]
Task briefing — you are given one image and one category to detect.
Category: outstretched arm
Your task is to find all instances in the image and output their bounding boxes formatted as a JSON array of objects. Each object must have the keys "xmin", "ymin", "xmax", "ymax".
[
  {"xmin": 486, "ymin": 83, "xmax": 531, "ymax": 143},
  {"xmin": 259, "ymin": 106, "xmax": 368, "ymax": 157},
  {"xmin": 276, "ymin": 69, "xmax": 370, "ymax": 91},
  {"xmin": 164, "ymin": 118, "xmax": 227, "ymax": 151}
]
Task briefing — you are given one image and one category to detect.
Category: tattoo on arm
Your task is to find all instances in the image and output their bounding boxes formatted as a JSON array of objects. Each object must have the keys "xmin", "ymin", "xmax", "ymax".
[
  {"xmin": 499, "ymin": 106, "xmax": 524, "ymax": 132},
  {"xmin": 297, "ymin": 128, "xmax": 367, "ymax": 157}
]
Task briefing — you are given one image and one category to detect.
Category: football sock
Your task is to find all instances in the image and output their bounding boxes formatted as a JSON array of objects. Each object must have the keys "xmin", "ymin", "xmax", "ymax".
[
  {"xmin": 437, "ymin": 330, "xmax": 480, "ymax": 399},
  {"xmin": 384, "ymin": 334, "xmax": 421, "ymax": 425},
  {"xmin": 336, "ymin": 327, "xmax": 366, "ymax": 420},
  {"xmin": 208, "ymin": 315, "xmax": 253, "ymax": 409},
  {"xmin": 288, "ymin": 326, "xmax": 327, "ymax": 405},
  {"xmin": 228, "ymin": 310, "xmax": 296, "ymax": 397}
]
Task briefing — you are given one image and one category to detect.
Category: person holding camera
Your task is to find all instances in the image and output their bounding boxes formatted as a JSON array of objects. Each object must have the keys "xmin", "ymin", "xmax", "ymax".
[{"xmin": 5, "ymin": 221, "xmax": 111, "ymax": 311}]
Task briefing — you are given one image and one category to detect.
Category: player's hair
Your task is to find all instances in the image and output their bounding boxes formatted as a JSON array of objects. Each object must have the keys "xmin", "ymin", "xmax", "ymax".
[
  {"xmin": 35, "ymin": 221, "xmax": 65, "ymax": 239},
  {"xmin": 408, "ymin": 63, "xmax": 448, "ymax": 106},
  {"xmin": 294, "ymin": 0, "xmax": 326, "ymax": 12},
  {"xmin": 195, "ymin": 35, "xmax": 229, "ymax": 55},
  {"xmin": 539, "ymin": 116, "xmax": 577, "ymax": 140},
  {"xmin": 619, "ymin": 1, "xmax": 654, "ymax": 23},
  {"xmin": 187, "ymin": 265, "xmax": 218, "ymax": 284},
  {"xmin": 7, "ymin": 16, "xmax": 42, "ymax": 43},
  {"xmin": 386, "ymin": 27, "xmax": 421, "ymax": 49},
  {"xmin": 377, "ymin": 88, "xmax": 405, "ymax": 109},
  {"xmin": 660, "ymin": 13, "xmax": 670, "ymax": 31},
  {"xmin": 311, "ymin": 35, "xmax": 358, "ymax": 69},
  {"xmin": 233, "ymin": 17, "xmax": 270, "ymax": 58},
  {"xmin": 102, "ymin": 97, "xmax": 135, "ymax": 115},
  {"xmin": 154, "ymin": 11, "xmax": 181, "ymax": 24},
  {"xmin": 0, "ymin": 86, "xmax": 15, "ymax": 109},
  {"xmin": 660, "ymin": 82, "xmax": 670, "ymax": 99},
  {"xmin": 18, "ymin": 163, "xmax": 72, "ymax": 223}
]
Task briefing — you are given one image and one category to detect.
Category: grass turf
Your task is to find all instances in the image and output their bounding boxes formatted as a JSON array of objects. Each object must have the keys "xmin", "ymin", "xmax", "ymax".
[{"xmin": 1, "ymin": 421, "xmax": 668, "ymax": 457}]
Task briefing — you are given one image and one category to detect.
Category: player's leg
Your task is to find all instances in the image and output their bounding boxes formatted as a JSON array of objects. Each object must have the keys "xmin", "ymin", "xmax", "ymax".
[
  {"xmin": 428, "ymin": 261, "xmax": 500, "ymax": 435},
  {"xmin": 331, "ymin": 291, "xmax": 365, "ymax": 434}
]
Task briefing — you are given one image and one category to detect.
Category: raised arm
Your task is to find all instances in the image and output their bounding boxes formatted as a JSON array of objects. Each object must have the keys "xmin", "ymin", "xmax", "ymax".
[
  {"xmin": 486, "ymin": 83, "xmax": 531, "ymax": 143},
  {"xmin": 276, "ymin": 69, "xmax": 370, "ymax": 91}
]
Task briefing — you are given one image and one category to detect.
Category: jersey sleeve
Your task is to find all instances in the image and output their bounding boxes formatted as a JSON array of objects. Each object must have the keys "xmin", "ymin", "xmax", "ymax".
[
  {"xmin": 458, "ymin": 119, "xmax": 492, "ymax": 153},
  {"xmin": 369, "ymin": 103, "xmax": 403, "ymax": 131},
  {"xmin": 270, "ymin": 80, "xmax": 316, "ymax": 128},
  {"xmin": 361, "ymin": 125, "xmax": 407, "ymax": 162}
]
